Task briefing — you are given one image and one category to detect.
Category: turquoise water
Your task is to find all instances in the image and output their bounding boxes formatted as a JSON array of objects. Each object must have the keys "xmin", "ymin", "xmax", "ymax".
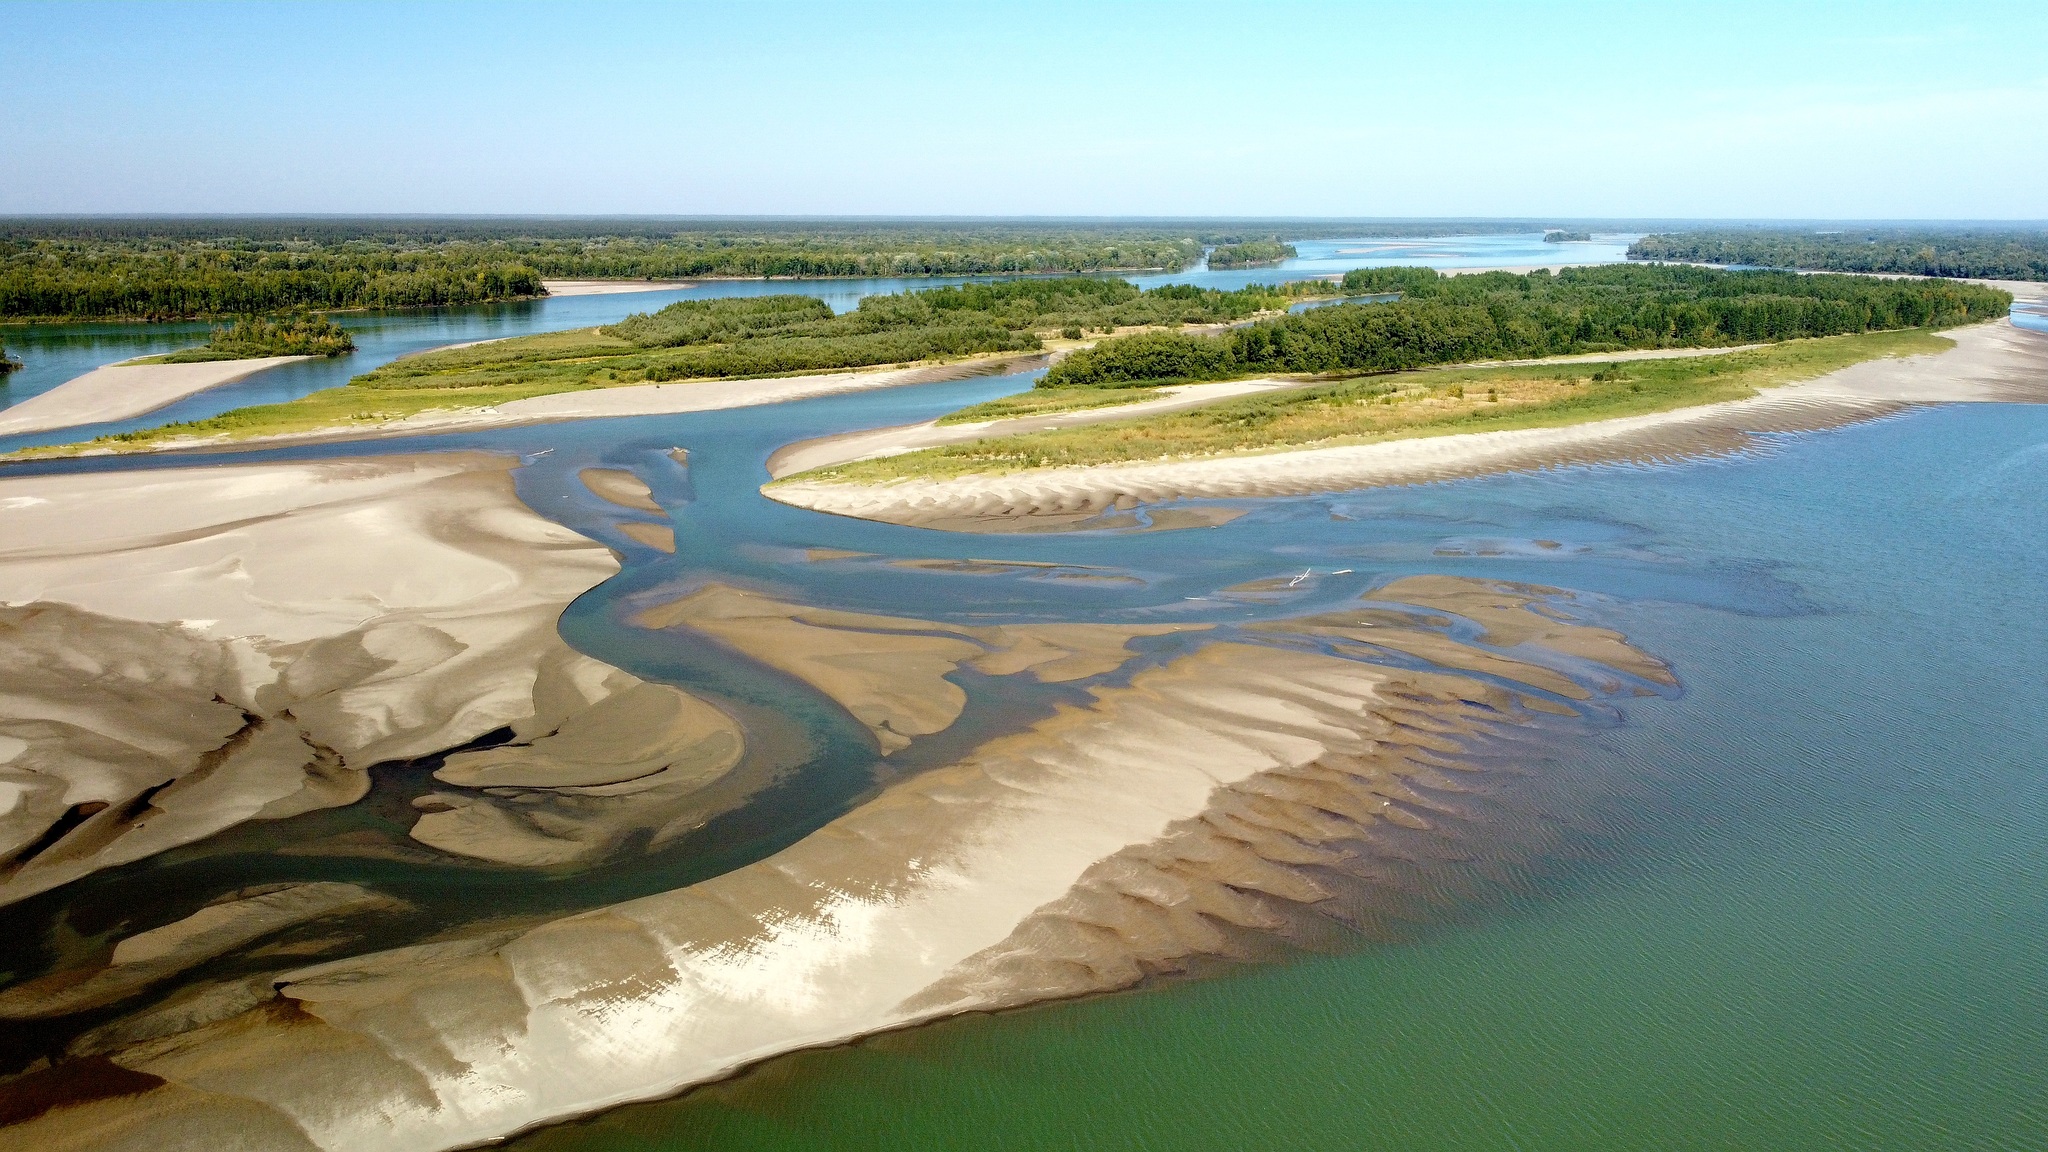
[
  {"xmin": 3, "ymin": 241, "xmax": 2044, "ymax": 1147},
  {"xmin": 492, "ymin": 399, "xmax": 2048, "ymax": 1152}
]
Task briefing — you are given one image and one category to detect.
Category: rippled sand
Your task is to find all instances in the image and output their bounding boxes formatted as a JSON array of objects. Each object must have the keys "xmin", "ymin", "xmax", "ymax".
[
  {"xmin": 1, "ymin": 577, "xmax": 1671, "ymax": 1151},
  {"xmin": 0, "ymin": 454, "xmax": 742, "ymax": 899}
]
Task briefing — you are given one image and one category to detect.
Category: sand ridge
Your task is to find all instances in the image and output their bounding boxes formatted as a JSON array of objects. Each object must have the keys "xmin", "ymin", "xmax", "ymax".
[
  {"xmin": 0, "ymin": 577, "xmax": 1669, "ymax": 1152},
  {"xmin": 0, "ymin": 453, "xmax": 743, "ymax": 901}
]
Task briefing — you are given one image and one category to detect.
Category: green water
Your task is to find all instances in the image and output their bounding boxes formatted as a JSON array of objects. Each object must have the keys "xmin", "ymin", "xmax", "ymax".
[{"xmin": 509, "ymin": 402, "xmax": 2048, "ymax": 1151}]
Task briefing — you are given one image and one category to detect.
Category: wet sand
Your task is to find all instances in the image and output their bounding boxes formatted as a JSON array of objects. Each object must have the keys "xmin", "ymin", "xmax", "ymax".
[
  {"xmin": 0, "ymin": 453, "xmax": 742, "ymax": 902},
  {"xmin": 764, "ymin": 319, "xmax": 2048, "ymax": 533},
  {"xmin": 0, "ymin": 357, "xmax": 311, "ymax": 437},
  {"xmin": 1, "ymin": 578, "xmax": 1668, "ymax": 1152}
]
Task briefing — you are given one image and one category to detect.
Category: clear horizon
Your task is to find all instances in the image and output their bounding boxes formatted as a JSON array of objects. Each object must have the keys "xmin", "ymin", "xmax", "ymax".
[{"xmin": 5, "ymin": 0, "xmax": 2046, "ymax": 219}]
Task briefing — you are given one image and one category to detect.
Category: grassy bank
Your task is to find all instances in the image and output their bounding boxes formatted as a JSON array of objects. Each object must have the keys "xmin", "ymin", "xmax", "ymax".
[
  {"xmin": 19, "ymin": 279, "xmax": 1329, "ymax": 453},
  {"xmin": 935, "ymin": 385, "xmax": 1167, "ymax": 425},
  {"xmin": 783, "ymin": 328, "xmax": 1951, "ymax": 485}
]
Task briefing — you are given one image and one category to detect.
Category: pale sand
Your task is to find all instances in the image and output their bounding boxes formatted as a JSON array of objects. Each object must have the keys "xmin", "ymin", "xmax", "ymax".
[
  {"xmin": 765, "ymin": 346, "xmax": 1774, "ymax": 481},
  {"xmin": 764, "ymin": 319, "xmax": 2048, "ymax": 533},
  {"xmin": 579, "ymin": 467, "xmax": 661, "ymax": 512},
  {"xmin": 66, "ymin": 354, "xmax": 1049, "ymax": 458},
  {"xmin": 0, "ymin": 453, "xmax": 745, "ymax": 902},
  {"xmin": 0, "ymin": 356, "xmax": 311, "ymax": 437},
  {"xmin": 637, "ymin": 584, "xmax": 1206, "ymax": 752},
  {"xmin": 765, "ymin": 380, "xmax": 1297, "ymax": 479},
  {"xmin": 10, "ymin": 578, "xmax": 1666, "ymax": 1152},
  {"xmin": 540, "ymin": 279, "xmax": 700, "ymax": 297}
]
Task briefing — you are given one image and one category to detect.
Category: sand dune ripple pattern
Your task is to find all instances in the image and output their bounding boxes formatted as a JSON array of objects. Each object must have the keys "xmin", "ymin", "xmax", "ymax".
[{"xmin": 2, "ymin": 575, "xmax": 1672, "ymax": 1152}]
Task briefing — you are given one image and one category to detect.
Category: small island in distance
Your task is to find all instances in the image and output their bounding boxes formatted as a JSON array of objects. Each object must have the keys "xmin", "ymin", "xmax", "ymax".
[{"xmin": 1544, "ymin": 229, "xmax": 1594, "ymax": 243}]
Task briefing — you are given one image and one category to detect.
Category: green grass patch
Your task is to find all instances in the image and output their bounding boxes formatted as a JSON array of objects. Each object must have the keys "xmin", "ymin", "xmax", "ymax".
[
  {"xmin": 784, "ymin": 329, "xmax": 1951, "ymax": 485},
  {"xmin": 935, "ymin": 386, "xmax": 1164, "ymax": 425}
]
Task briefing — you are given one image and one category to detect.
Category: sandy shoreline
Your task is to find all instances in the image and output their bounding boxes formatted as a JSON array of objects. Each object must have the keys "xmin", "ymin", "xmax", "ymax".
[
  {"xmin": 764, "ymin": 319, "xmax": 2048, "ymax": 533},
  {"xmin": 0, "ymin": 356, "xmax": 311, "ymax": 438},
  {"xmin": 764, "ymin": 344, "xmax": 1778, "ymax": 481},
  {"xmin": 0, "ymin": 452, "xmax": 746, "ymax": 902},
  {"xmin": 7, "ymin": 577, "xmax": 1670, "ymax": 1151},
  {"xmin": 22, "ymin": 353, "xmax": 1051, "ymax": 460},
  {"xmin": 540, "ymin": 279, "xmax": 700, "ymax": 297}
]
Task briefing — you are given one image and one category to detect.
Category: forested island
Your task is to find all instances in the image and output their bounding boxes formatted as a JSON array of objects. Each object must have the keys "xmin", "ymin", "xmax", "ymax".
[
  {"xmin": 1039, "ymin": 265, "xmax": 2010, "ymax": 386},
  {"xmin": 1544, "ymin": 230, "xmax": 1593, "ymax": 243},
  {"xmin": 1206, "ymin": 240, "xmax": 1296, "ymax": 268},
  {"xmin": 154, "ymin": 314, "xmax": 355, "ymax": 362},
  {"xmin": 0, "ymin": 341, "xmax": 18, "ymax": 374},
  {"xmin": 87, "ymin": 276, "xmax": 1335, "ymax": 447},
  {"xmin": 1629, "ymin": 228, "xmax": 2048, "ymax": 280},
  {"xmin": 0, "ymin": 217, "xmax": 1644, "ymax": 322}
]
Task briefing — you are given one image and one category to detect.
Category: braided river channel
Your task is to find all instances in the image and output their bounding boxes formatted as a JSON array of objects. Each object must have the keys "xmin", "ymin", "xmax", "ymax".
[{"xmin": 3, "ymin": 236, "xmax": 2045, "ymax": 1149}]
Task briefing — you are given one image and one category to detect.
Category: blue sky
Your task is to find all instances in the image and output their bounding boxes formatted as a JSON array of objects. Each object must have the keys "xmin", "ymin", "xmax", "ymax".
[{"xmin": 4, "ymin": 0, "xmax": 2044, "ymax": 218}]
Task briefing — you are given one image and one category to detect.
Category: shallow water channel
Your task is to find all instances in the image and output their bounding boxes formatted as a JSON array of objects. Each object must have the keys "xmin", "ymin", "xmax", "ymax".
[{"xmin": 3, "ymin": 235, "xmax": 2044, "ymax": 1149}]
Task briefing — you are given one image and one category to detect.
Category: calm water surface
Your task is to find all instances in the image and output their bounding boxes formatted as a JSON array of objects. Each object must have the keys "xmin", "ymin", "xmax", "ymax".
[
  {"xmin": 1, "ymin": 240, "xmax": 2042, "ymax": 1149},
  {"xmin": 0, "ymin": 233, "xmax": 1632, "ymax": 454}
]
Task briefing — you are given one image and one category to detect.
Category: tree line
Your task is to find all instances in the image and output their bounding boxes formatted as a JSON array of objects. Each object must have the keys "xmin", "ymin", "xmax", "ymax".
[
  {"xmin": 158, "ymin": 314, "xmax": 356, "ymax": 362},
  {"xmin": 1628, "ymin": 229, "xmax": 2048, "ymax": 281},
  {"xmin": 356, "ymin": 277, "xmax": 1330, "ymax": 392},
  {"xmin": 1041, "ymin": 264, "xmax": 2011, "ymax": 387},
  {"xmin": 1207, "ymin": 241, "xmax": 1297, "ymax": 268}
]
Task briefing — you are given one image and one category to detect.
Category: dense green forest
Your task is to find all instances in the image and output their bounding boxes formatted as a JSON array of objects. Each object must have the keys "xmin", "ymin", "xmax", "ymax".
[
  {"xmin": 355, "ymin": 276, "xmax": 1329, "ymax": 392},
  {"xmin": 1544, "ymin": 230, "xmax": 1593, "ymax": 243},
  {"xmin": 156, "ymin": 315, "xmax": 356, "ymax": 362},
  {"xmin": 1041, "ymin": 265, "xmax": 2010, "ymax": 387},
  {"xmin": 1628, "ymin": 229, "xmax": 2048, "ymax": 281},
  {"xmin": 0, "ymin": 218, "xmax": 1680, "ymax": 322},
  {"xmin": 1207, "ymin": 241, "xmax": 1296, "ymax": 268}
]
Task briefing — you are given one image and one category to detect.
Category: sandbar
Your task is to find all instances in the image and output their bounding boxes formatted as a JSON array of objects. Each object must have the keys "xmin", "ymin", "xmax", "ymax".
[
  {"xmin": 540, "ymin": 279, "xmax": 700, "ymax": 296},
  {"xmin": 0, "ymin": 356, "xmax": 310, "ymax": 438},
  {"xmin": 0, "ymin": 452, "xmax": 741, "ymax": 903},
  {"xmin": 5, "ymin": 578, "xmax": 1668, "ymax": 1152},
  {"xmin": 763, "ymin": 318, "xmax": 2048, "ymax": 533}
]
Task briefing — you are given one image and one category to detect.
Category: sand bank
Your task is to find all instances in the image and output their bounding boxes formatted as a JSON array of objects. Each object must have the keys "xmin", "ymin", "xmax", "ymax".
[
  {"xmin": 0, "ymin": 453, "xmax": 744, "ymax": 904},
  {"xmin": 0, "ymin": 356, "xmax": 310, "ymax": 438},
  {"xmin": 539, "ymin": 279, "xmax": 699, "ymax": 297},
  {"xmin": 54, "ymin": 354, "xmax": 1050, "ymax": 459},
  {"xmin": 3, "ymin": 578, "xmax": 1667, "ymax": 1152},
  {"xmin": 765, "ymin": 319, "xmax": 2048, "ymax": 532}
]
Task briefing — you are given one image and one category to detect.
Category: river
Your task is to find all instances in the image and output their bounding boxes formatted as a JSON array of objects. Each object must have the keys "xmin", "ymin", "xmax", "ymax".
[{"xmin": 2, "ymin": 234, "xmax": 2045, "ymax": 1149}]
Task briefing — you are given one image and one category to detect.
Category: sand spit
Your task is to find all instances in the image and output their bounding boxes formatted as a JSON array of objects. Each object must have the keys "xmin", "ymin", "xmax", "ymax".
[
  {"xmin": 0, "ymin": 454, "xmax": 742, "ymax": 901},
  {"xmin": 766, "ymin": 319, "xmax": 2048, "ymax": 532},
  {"xmin": 0, "ymin": 357, "xmax": 311, "ymax": 438},
  {"xmin": 539, "ymin": 279, "xmax": 699, "ymax": 297},
  {"xmin": 1, "ymin": 577, "xmax": 1667, "ymax": 1152},
  {"xmin": 637, "ymin": 584, "xmax": 1205, "ymax": 752},
  {"xmin": 60, "ymin": 354, "xmax": 1051, "ymax": 459},
  {"xmin": 764, "ymin": 380, "xmax": 1294, "ymax": 479}
]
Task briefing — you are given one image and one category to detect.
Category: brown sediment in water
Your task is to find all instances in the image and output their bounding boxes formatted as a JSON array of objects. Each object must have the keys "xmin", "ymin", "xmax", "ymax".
[
  {"xmin": 0, "ymin": 576, "xmax": 1672, "ymax": 1152},
  {"xmin": 765, "ymin": 320, "xmax": 2048, "ymax": 533},
  {"xmin": 633, "ymin": 584, "xmax": 1205, "ymax": 752},
  {"xmin": 615, "ymin": 522, "xmax": 675, "ymax": 553},
  {"xmin": 577, "ymin": 468, "xmax": 662, "ymax": 513}
]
